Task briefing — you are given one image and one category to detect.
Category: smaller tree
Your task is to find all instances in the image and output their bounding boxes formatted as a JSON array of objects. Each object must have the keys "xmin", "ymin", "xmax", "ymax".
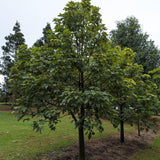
[
  {"xmin": 129, "ymin": 74, "xmax": 159, "ymax": 136},
  {"xmin": 102, "ymin": 45, "xmax": 141, "ymax": 143},
  {"xmin": 103, "ymin": 45, "xmax": 158, "ymax": 142}
]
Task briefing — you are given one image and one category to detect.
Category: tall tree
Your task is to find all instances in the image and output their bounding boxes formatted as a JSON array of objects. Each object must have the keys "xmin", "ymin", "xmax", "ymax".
[
  {"xmin": 11, "ymin": 1, "xmax": 113, "ymax": 160},
  {"xmin": 110, "ymin": 16, "xmax": 160, "ymax": 73},
  {"xmin": 1, "ymin": 21, "xmax": 25, "ymax": 104}
]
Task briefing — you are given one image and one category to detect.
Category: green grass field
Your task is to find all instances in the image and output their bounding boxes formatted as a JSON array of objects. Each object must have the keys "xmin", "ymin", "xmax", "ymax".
[
  {"xmin": 0, "ymin": 109, "xmax": 123, "ymax": 160},
  {"xmin": 0, "ymin": 104, "xmax": 160, "ymax": 160}
]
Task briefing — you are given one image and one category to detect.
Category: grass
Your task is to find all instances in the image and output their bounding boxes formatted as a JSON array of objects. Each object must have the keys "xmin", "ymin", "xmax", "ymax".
[
  {"xmin": 0, "ymin": 112, "xmax": 75, "ymax": 160},
  {"xmin": 0, "ymin": 108, "xmax": 136, "ymax": 160}
]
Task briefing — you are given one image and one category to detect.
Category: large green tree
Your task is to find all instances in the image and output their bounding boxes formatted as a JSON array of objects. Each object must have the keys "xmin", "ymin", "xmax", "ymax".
[
  {"xmin": 11, "ymin": 1, "xmax": 114, "ymax": 159},
  {"xmin": 1, "ymin": 21, "xmax": 25, "ymax": 104},
  {"xmin": 110, "ymin": 16, "xmax": 160, "ymax": 73}
]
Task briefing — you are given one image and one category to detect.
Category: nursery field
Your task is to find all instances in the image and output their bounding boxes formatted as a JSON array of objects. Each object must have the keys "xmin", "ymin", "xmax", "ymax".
[{"xmin": 0, "ymin": 104, "xmax": 160, "ymax": 160}]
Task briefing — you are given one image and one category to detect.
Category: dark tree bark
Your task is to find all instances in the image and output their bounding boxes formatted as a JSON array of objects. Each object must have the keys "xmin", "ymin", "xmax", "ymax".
[
  {"xmin": 78, "ymin": 72, "xmax": 85, "ymax": 160},
  {"xmin": 137, "ymin": 119, "xmax": 141, "ymax": 136},
  {"xmin": 120, "ymin": 103, "xmax": 124, "ymax": 143}
]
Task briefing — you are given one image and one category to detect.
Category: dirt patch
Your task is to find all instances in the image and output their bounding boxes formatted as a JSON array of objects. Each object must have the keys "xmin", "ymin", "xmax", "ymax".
[{"xmin": 40, "ymin": 130, "xmax": 157, "ymax": 160}]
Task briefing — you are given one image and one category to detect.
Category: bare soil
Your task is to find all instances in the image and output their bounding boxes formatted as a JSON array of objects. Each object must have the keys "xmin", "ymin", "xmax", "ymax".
[{"xmin": 40, "ymin": 130, "xmax": 157, "ymax": 160}]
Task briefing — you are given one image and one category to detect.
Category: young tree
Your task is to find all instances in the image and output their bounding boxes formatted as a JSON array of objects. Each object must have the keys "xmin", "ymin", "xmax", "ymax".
[
  {"xmin": 12, "ymin": 1, "xmax": 113, "ymax": 159},
  {"xmin": 105, "ymin": 46, "xmax": 141, "ymax": 143},
  {"xmin": 102, "ymin": 45, "xmax": 155, "ymax": 142},
  {"xmin": 1, "ymin": 21, "xmax": 25, "ymax": 105},
  {"xmin": 106, "ymin": 46, "xmax": 159, "ymax": 140},
  {"xmin": 110, "ymin": 16, "xmax": 160, "ymax": 73},
  {"xmin": 130, "ymin": 74, "xmax": 159, "ymax": 136}
]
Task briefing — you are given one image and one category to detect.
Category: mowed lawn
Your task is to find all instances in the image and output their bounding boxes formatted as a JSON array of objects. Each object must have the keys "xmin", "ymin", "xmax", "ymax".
[{"xmin": 0, "ymin": 104, "xmax": 160, "ymax": 160}]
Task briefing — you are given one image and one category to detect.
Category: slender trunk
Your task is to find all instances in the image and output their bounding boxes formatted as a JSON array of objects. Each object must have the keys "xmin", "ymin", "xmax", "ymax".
[
  {"xmin": 78, "ymin": 72, "xmax": 85, "ymax": 160},
  {"xmin": 78, "ymin": 107, "xmax": 85, "ymax": 160},
  {"xmin": 120, "ymin": 104, "xmax": 124, "ymax": 143},
  {"xmin": 137, "ymin": 119, "xmax": 141, "ymax": 136}
]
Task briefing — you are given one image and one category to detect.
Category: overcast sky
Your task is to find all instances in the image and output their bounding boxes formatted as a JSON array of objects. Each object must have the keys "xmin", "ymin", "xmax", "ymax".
[{"xmin": 1, "ymin": 0, "xmax": 160, "ymax": 83}]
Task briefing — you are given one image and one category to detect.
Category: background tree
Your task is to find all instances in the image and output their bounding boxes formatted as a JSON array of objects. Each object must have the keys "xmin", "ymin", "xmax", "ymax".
[
  {"xmin": 110, "ymin": 16, "xmax": 160, "ymax": 73},
  {"xmin": 0, "ymin": 21, "xmax": 25, "ymax": 105},
  {"xmin": 33, "ymin": 23, "xmax": 52, "ymax": 47}
]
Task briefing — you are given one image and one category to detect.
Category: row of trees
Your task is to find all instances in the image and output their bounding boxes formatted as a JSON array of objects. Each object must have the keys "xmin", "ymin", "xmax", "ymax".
[{"xmin": 1, "ymin": 0, "xmax": 160, "ymax": 160}]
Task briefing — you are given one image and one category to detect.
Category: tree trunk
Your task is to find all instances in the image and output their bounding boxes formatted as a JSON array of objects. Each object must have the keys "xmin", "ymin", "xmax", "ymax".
[
  {"xmin": 78, "ymin": 71, "xmax": 85, "ymax": 160},
  {"xmin": 79, "ymin": 124, "xmax": 85, "ymax": 160},
  {"xmin": 120, "ymin": 104, "xmax": 124, "ymax": 143},
  {"xmin": 137, "ymin": 119, "xmax": 141, "ymax": 136}
]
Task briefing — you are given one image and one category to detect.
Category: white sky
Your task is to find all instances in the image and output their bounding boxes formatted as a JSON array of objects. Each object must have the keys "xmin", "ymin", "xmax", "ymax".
[{"xmin": 1, "ymin": 0, "xmax": 160, "ymax": 83}]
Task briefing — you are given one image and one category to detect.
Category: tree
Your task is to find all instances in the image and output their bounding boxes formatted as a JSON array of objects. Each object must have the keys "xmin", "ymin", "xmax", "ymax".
[
  {"xmin": 130, "ymin": 74, "xmax": 159, "ymax": 136},
  {"xmin": 1, "ymin": 21, "xmax": 25, "ymax": 105},
  {"xmin": 104, "ymin": 46, "xmax": 142, "ymax": 143},
  {"xmin": 33, "ymin": 23, "xmax": 52, "ymax": 47},
  {"xmin": 105, "ymin": 45, "xmax": 159, "ymax": 141},
  {"xmin": 110, "ymin": 16, "xmax": 160, "ymax": 73},
  {"xmin": 11, "ymin": 1, "xmax": 114, "ymax": 160}
]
